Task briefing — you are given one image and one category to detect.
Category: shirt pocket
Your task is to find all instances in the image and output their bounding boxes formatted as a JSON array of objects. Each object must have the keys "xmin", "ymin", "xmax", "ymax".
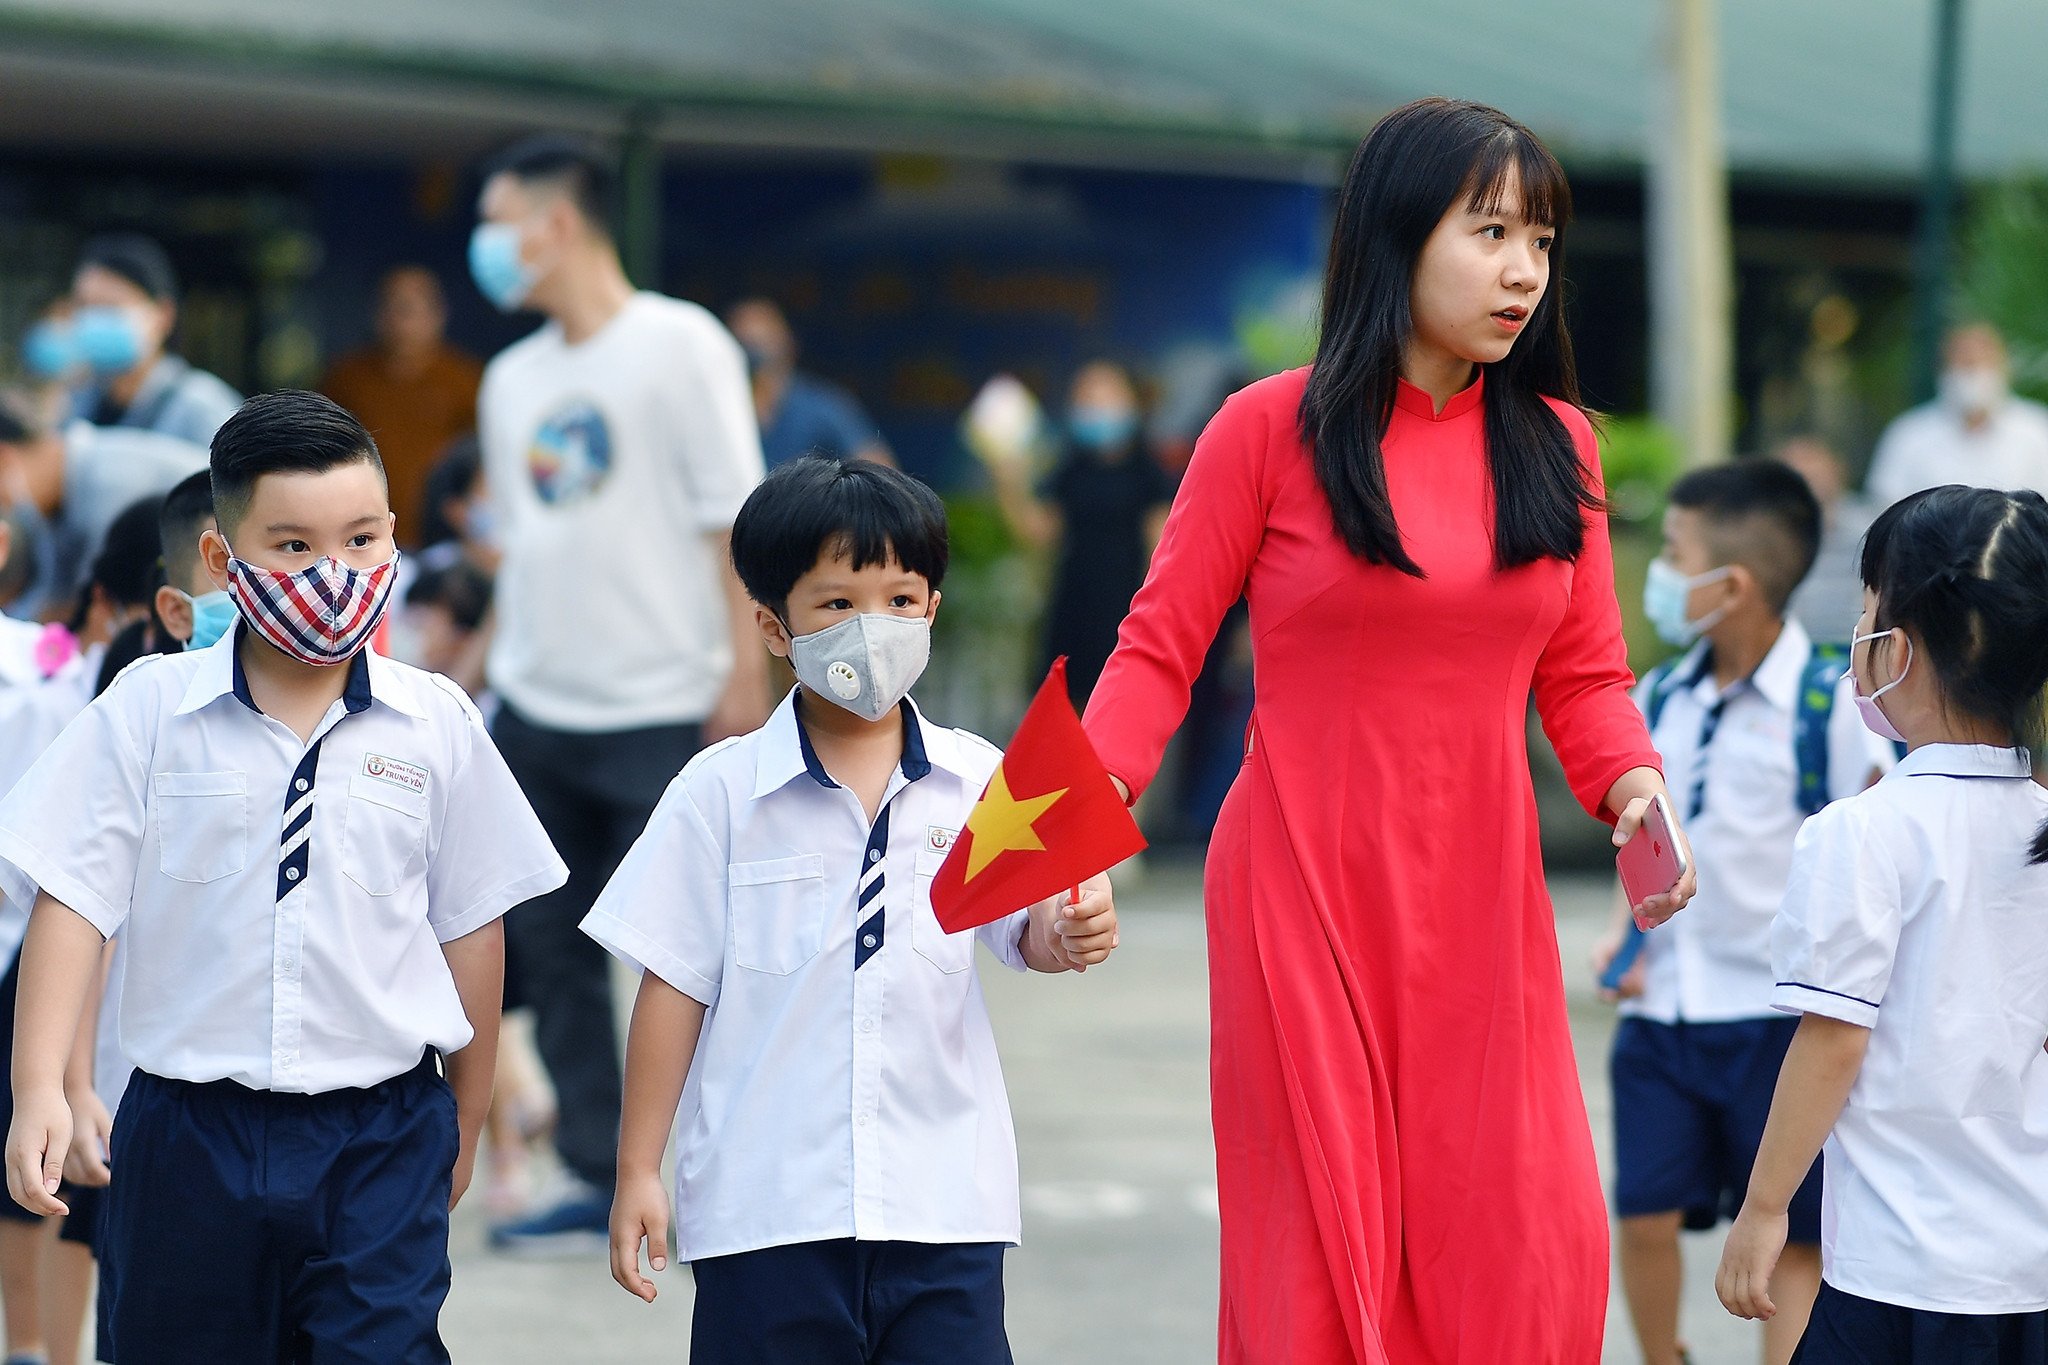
[
  {"xmin": 911, "ymin": 845, "xmax": 974, "ymax": 975},
  {"xmin": 154, "ymin": 772, "xmax": 249, "ymax": 884},
  {"xmin": 339, "ymin": 773, "xmax": 429, "ymax": 897},
  {"xmin": 729, "ymin": 854, "xmax": 827, "ymax": 975}
]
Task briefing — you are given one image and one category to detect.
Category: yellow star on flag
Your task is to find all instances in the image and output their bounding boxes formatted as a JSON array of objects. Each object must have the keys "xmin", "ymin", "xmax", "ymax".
[{"xmin": 962, "ymin": 763, "xmax": 1068, "ymax": 882}]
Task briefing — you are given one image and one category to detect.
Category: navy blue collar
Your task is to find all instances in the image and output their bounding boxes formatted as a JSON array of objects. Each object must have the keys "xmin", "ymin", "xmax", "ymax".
[
  {"xmin": 792, "ymin": 696, "xmax": 932, "ymax": 789},
  {"xmin": 228, "ymin": 622, "xmax": 373, "ymax": 717}
]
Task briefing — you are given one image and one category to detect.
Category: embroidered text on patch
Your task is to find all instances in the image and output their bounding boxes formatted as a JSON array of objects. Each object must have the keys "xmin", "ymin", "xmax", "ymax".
[
  {"xmin": 926, "ymin": 826, "xmax": 958, "ymax": 853},
  {"xmin": 363, "ymin": 754, "xmax": 430, "ymax": 795}
]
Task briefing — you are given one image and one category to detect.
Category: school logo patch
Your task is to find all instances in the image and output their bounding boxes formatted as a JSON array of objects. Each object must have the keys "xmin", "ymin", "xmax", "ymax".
[
  {"xmin": 363, "ymin": 754, "xmax": 429, "ymax": 795},
  {"xmin": 926, "ymin": 826, "xmax": 958, "ymax": 854}
]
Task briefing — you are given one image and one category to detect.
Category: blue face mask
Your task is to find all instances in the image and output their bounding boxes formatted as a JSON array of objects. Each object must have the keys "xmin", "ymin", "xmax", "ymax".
[
  {"xmin": 72, "ymin": 306, "xmax": 148, "ymax": 376},
  {"xmin": 22, "ymin": 320, "xmax": 79, "ymax": 379},
  {"xmin": 469, "ymin": 223, "xmax": 538, "ymax": 313},
  {"xmin": 181, "ymin": 589, "xmax": 238, "ymax": 651},
  {"xmin": 1070, "ymin": 407, "xmax": 1138, "ymax": 451},
  {"xmin": 1643, "ymin": 559, "xmax": 1734, "ymax": 647}
]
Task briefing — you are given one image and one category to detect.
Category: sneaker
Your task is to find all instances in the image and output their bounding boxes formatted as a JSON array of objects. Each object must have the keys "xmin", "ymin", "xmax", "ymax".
[{"xmin": 487, "ymin": 1170, "xmax": 611, "ymax": 1257}]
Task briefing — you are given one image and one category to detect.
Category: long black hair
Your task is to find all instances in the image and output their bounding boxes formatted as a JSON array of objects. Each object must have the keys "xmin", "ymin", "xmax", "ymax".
[
  {"xmin": 1299, "ymin": 97, "xmax": 1598, "ymax": 576},
  {"xmin": 1859, "ymin": 486, "xmax": 2048, "ymax": 864}
]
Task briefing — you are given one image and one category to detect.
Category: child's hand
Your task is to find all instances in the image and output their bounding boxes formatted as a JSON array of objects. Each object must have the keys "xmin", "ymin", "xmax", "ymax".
[
  {"xmin": 4, "ymin": 1088, "xmax": 72, "ymax": 1217},
  {"xmin": 1715, "ymin": 1201, "xmax": 1788, "ymax": 1321},
  {"xmin": 62, "ymin": 1088, "xmax": 112, "ymax": 1188},
  {"xmin": 609, "ymin": 1171, "xmax": 672, "ymax": 1303},
  {"xmin": 1589, "ymin": 930, "xmax": 1645, "ymax": 1003},
  {"xmin": 1030, "ymin": 873, "xmax": 1118, "ymax": 972}
]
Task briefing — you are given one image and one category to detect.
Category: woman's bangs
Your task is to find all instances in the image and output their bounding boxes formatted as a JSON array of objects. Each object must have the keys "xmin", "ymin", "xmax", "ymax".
[{"xmin": 1464, "ymin": 133, "xmax": 1572, "ymax": 230}]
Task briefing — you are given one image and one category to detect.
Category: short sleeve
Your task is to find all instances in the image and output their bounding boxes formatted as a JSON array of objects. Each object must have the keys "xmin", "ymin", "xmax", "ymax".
[
  {"xmin": 581, "ymin": 776, "xmax": 728, "ymax": 1007},
  {"xmin": 1824, "ymin": 671, "xmax": 1898, "ymax": 801},
  {"xmin": 1770, "ymin": 799, "xmax": 1900, "ymax": 1027},
  {"xmin": 671, "ymin": 313, "xmax": 766, "ymax": 532},
  {"xmin": 976, "ymin": 908, "xmax": 1031, "ymax": 974},
  {"xmin": 0, "ymin": 682, "xmax": 151, "ymax": 938},
  {"xmin": 424, "ymin": 687, "xmax": 568, "ymax": 943}
]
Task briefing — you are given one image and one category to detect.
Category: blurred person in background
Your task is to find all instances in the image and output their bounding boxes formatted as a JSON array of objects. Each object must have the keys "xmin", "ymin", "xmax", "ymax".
[
  {"xmin": 0, "ymin": 507, "xmax": 62, "ymax": 691},
  {"xmin": 469, "ymin": 133, "xmax": 767, "ymax": 1252},
  {"xmin": 322, "ymin": 265, "xmax": 485, "ymax": 548},
  {"xmin": 1866, "ymin": 322, "xmax": 2048, "ymax": 507},
  {"xmin": 725, "ymin": 297, "xmax": 893, "ymax": 468},
  {"xmin": 986, "ymin": 360, "xmax": 1172, "ymax": 707},
  {"xmin": 1779, "ymin": 435, "xmax": 1878, "ymax": 644},
  {"xmin": 411, "ymin": 436, "xmax": 501, "ymax": 577},
  {"xmin": 0, "ymin": 389, "xmax": 205, "ymax": 620},
  {"xmin": 68, "ymin": 233, "xmax": 241, "ymax": 448},
  {"xmin": 394, "ymin": 559, "xmax": 493, "ymax": 700}
]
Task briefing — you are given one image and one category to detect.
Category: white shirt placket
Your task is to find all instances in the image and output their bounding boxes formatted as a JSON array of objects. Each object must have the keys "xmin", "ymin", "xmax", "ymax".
[{"xmin": 849, "ymin": 771, "xmax": 911, "ymax": 1241}]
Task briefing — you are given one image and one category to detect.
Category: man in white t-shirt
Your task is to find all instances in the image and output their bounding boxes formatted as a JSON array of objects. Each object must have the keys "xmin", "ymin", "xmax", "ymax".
[
  {"xmin": 1865, "ymin": 322, "xmax": 2048, "ymax": 508},
  {"xmin": 469, "ymin": 135, "xmax": 769, "ymax": 1252}
]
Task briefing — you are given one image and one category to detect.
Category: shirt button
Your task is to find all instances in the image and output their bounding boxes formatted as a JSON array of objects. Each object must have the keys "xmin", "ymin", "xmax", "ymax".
[
  {"xmin": 863, "ymin": 934, "xmax": 878, "ymax": 948},
  {"xmin": 868, "ymin": 849, "xmax": 881, "ymax": 863},
  {"xmin": 856, "ymin": 1113, "xmax": 868, "ymax": 1127},
  {"xmin": 285, "ymin": 867, "xmax": 301, "ymax": 882},
  {"xmin": 295, "ymin": 779, "xmax": 309, "ymax": 792},
  {"xmin": 860, "ymin": 1018, "xmax": 876, "ymax": 1033}
]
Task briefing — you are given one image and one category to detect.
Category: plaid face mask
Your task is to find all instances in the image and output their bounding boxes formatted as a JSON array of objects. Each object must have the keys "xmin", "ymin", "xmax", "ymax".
[{"xmin": 225, "ymin": 548, "xmax": 399, "ymax": 667}]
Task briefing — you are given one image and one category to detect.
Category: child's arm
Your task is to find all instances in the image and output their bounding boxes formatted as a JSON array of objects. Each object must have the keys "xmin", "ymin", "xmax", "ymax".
[
  {"xmin": 1715, "ymin": 1012, "xmax": 1870, "ymax": 1321},
  {"xmin": 440, "ymin": 920, "xmax": 505, "ymax": 1211},
  {"xmin": 61, "ymin": 937, "xmax": 117, "ymax": 1188},
  {"xmin": 611, "ymin": 971, "xmax": 707, "ymax": 1304},
  {"xmin": 1021, "ymin": 871, "xmax": 1118, "ymax": 974},
  {"xmin": 4, "ymin": 893, "xmax": 108, "ymax": 1216}
]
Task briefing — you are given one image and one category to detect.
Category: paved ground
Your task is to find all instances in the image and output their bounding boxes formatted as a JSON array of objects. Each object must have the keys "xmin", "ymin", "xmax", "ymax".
[{"xmin": 441, "ymin": 856, "xmax": 1761, "ymax": 1363}]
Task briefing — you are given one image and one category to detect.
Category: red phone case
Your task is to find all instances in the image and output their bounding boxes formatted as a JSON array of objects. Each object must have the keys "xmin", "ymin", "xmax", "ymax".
[{"xmin": 1618, "ymin": 795, "xmax": 1686, "ymax": 907}]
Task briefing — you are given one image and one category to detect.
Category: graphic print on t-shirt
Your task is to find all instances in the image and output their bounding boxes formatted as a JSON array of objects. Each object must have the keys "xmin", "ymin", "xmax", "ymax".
[{"xmin": 526, "ymin": 399, "xmax": 613, "ymax": 505}]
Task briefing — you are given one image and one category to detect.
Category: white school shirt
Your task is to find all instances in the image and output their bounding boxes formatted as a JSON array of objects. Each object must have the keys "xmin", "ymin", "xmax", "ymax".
[
  {"xmin": 582, "ymin": 689, "xmax": 1033, "ymax": 1263},
  {"xmin": 480, "ymin": 292, "xmax": 765, "ymax": 733},
  {"xmin": 1623, "ymin": 621, "xmax": 1896, "ymax": 1023},
  {"xmin": 1866, "ymin": 396, "xmax": 2048, "ymax": 509},
  {"xmin": 1772, "ymin": 744, "xmax": 2048, "ymax": 1313},
  {"xmin": 0, "ymin": 615, "xmax": 49, "ymax": 692},
  {"xmin": 0, "ymin": 654, "xmax": 102, "ymax": 967},
  {"xmin": 0, "ymin": 632, "xmax": 567, "ymax": 1093}
]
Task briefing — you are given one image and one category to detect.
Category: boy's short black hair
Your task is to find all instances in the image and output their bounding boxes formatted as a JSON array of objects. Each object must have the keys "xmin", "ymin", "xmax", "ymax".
[
  {"xmin": 418, "ymin": 436, "xmax": 483, "ymax": 547},
  {"xmin": 158, "ymin": 470, "xmax": 216, "ymax": 592},
  {"xmin": 730, "ymin": 456, "xmax": 948, "ymax": 620},
  {"xmin": 1667, "ymin": 459, "xmax": 1822, "ymax": 614},
  {"xmin": 210, "ymin": 391, "xmax": 385, "ymax": 540},
  {"xmin": 481, "ymin": 134, "xmax": 615, "ymax": 238},
  {"xmin": 76, "ymin": 232, "xmax": 177, "ymax": 302}
]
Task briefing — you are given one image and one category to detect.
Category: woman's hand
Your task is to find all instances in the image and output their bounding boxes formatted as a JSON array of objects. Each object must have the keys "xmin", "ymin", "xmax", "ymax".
[{"xmin": 1610, "ymin": 790, "xmax": 1698, "ymax": 929}]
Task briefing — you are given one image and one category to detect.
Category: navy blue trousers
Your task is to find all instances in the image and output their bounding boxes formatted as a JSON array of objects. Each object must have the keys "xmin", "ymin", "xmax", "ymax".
[
  {"xmin": 690, "ymin": 1238, "xmax": 1012, "ymax": 1365},
  {"xmin": 103, "ymin": 1054, "xmax": 456, "ymax": 1364},
  {"xmin": 1794, "ymin": 1283, "xmax": 2048, "ymax": 1364}
]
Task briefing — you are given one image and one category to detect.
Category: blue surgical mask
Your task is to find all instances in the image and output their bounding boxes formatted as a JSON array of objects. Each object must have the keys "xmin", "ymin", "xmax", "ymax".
[
  {"xmin": 22, "ymin": 320, "xmax": 79, "ymax": 379},
  {"xmin": 180, "ymin": 589, "xmax": 238, "ymax": 651},
  {"xmin": 469, "ymin": 223, "xmax": 538, "ymax": 313},
  {"xmin": 1643, "ymin": 559, "xmax": 1734, "ymax": 647},
  {"xmin": 1070, "ymin": 407, "xmax": 1138, "ymax": 452},
  {"xmin": 72, "ymin": 306, "xmax": 147, "ymax": 375},
  {"xmin": 464, "ymin": 498, "xmax": 500, "ymax": 549}
]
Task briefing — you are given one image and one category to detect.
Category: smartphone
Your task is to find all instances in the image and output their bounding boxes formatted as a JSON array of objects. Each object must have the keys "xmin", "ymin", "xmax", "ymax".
[{"xmin": 1617, "ymin": 791, "xmax": 1689, "ymax": 911}]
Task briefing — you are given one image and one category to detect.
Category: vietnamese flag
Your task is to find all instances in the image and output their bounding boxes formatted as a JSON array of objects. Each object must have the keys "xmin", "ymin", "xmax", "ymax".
[{"xmin": 931, "ymin": 659, "xmax": 1147, "ymax": 933}]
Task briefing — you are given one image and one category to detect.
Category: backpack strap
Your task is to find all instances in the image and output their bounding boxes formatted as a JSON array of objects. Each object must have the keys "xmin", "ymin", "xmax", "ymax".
[{"xmin": 1792, "ymin": 643, "xmax": 1848, "ymax": 817}]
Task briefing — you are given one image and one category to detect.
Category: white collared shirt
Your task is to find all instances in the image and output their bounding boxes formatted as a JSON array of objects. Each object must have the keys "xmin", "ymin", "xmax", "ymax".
[
  {"xmin": 0, "ymin": 655, "xmax": 103, "ymax": 967},
  {"xmin": 582, "ymin": 689, "xmax": 1033, "ymax": 1263},
  {"xmin": 0, "ymin": 633, "xmax": 567, "ymax": 1093},
  {"xmin": 1772, "ymin": 744, "xmax": 2048, "ymax": 1313},
  {"xmin": 1625, "ymin": 621, "xmax": 1897, "ymax": 1023},
  {"xmin": 1866, "ymin": 396, "xmax": 2048, "ymax": 509}
]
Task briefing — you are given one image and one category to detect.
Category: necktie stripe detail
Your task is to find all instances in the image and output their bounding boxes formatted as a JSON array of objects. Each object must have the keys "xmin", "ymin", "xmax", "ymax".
[{"xmin": 855, "ymin": 806, "xmax": 890, "ymax": 971}]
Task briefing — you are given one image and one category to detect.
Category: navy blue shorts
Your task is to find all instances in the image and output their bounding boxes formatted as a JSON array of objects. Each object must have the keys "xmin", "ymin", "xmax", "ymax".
[
  {"xmin": 1611, "ymin": 1015, "xmax": 1822, "ymax": 1239},
  {"xmin": 690, "ymin": 1238, "xmax": 1012, "ymax": 1365},
  {"xmin": 103, "ymin": 1053, "xmax": 457, "ymax": 1364},
  {"xmin": 1793, "ymin": 1282, "xmax": 2048, "ymax": 1364}
]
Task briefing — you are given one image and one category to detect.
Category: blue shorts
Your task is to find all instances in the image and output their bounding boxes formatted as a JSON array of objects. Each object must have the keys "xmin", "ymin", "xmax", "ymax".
[
  {"xmin": 103, "ymin": 1053, "xmax": 456, "ymax": 1364},
  {"xmin": 1611, "ymin": 1015, "xmax": 1822, "ymax": 1239},
  {"xmin": 1793, "ymin": 1282, "xmax": 2048, "ymax": 1364},
  {"xmin": 690, "ymin": 1239, "xmax": 1012, "ymax": 1365}
]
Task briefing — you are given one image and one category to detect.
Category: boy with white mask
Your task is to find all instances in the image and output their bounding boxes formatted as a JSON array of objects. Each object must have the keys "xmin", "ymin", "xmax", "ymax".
[
  {"xmin": 1867, "ymin": 322, "xmax": 2048, "ymax": 509},
  {"xmin": 587, "ymin": 455, "xmax": 1119, "ymax": 1364}
]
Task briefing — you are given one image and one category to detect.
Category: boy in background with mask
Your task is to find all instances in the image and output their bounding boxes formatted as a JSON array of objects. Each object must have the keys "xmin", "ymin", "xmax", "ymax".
[
  {"xmin": 66, "ymin": 234, "xmax": 241, "ymax": 449},
  {"xmin": 1595, "ymin": 460, "xmax": 1895, "ymax": 1365},
  {"xmin": 592, "ymin": 455, "xmax": 1119, "ymax": 1363},
  {"xmin": 0, "ymin": 391, "xmax": 565, "ymax": 1362}
]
